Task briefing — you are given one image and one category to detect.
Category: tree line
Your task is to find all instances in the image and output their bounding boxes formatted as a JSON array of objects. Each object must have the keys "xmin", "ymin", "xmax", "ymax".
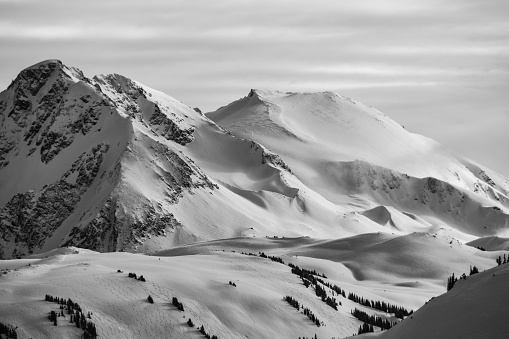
[
  {"xmin": 357, "ymin": 322, "xmax": 374, "ymax": 334},
  {"xmin": 284, "ymin": 295, "xmax": 322, "ymax": 327},
  {"xmin": 0, "ymin": 322, "xmax": 17, "ymax": 339},
  {"xmin": 315, "ymin": 283, "xmax": 338, "ymax": 310},
  {"xmin": 446, "ymin": 265, "xmax": 479, "ymax": 291},
  {"xmin": 347, "ymin": 292, "xmax": 412, "ymax": 319},
  {"xmin": 259, "ymin": 252, "xmax": 286, "ymax": 264},
  {"xmin": 44, "ymin": 294, "xmax": 97, "ymax": 339},
  {"xmin": 287, "ymin": 263, "xmax": 339, "ymax": 311},
  {"xmin": 127, "ymin": 272, "xmax": 146, "ymax": 282},
  {"xmin": 199, "ymin": 324, "xmax": 218, "ymax": 339},
  {"xmin": 172, "ymin": 297, "xmax": 185, "ymax": 311},
  {"xmin": 496, "ymin": 254, "xmax": 508, "ymax": 266},
  {"xmin": 351, "ymin": 308, "xmax": 395, "ymax": 331}
]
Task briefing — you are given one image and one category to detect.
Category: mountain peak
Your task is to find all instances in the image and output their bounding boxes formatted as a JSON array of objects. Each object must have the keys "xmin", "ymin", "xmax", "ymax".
[
  {"xmin": 1, "ymin": 60, "xmax": 508, "ymax": 261},
  {"xmin": 22, "ymin": 59, "xmax": 63, "ymax": 70}
]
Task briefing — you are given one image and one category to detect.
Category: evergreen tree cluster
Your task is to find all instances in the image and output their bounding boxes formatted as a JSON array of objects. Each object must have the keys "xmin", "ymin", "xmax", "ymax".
[
  {"xmin": 351, "ymin": 308, "xmax": 394, "ymax": 331},
  {"xmin": 303, "ymin": 307, "xmax": 321, "ymax": 327},
  {"xmin": 268, "ymin": 255, "xmax": 285, "ymax": 264},
  {"xmin": 288, "ymin": 263, "xmax": 327, "ymax": 280},
  {"xmin": 187, "ymin": 318, "xmax": 194, "ymax": 327},
  {"xmin": 44, "ymin": 294, "xmax": 97, "ymax": 338},
  {"xmin": 49, "ymin": 310, "xmax": 58, "ymax": 326},
  {"xmin": 446, "ymin": 266, "xmax": 478, "ymax": 291},
  {"xmin": 288, "ymin": 263, "xmax": 340, "ymax": 310},
  {"xmin": 476, "ymin": 246, "xmax": 486, "ymax": 251},
  {"xmin": 357, "ymin": 322, "xmax": 374, "ymax": 334},
  {"xmin": 297, "ymin": 335, "xmax": 318, "ymax": 339},
  {"xmin": 446, "ymin": 273, "xmax": 457, "ymax": 291},
  {"xmin": 148, "ymin": 295, "xmax": 154, "ymax": 304},
  {"xmin": 284, "ymin": 295, "xmax": 300, "ymax": 310},
  {"xmin": 283, "ymin": 295, "xmax": 321, "ymax": 327},
  {"xmin": 45, "ymin": 294, "xmax": 82, "ymax": 314},
  {"xmin": 315, "ymin": 284, "xmax": 338, "ymax": 310},
  {"xmin": 172, "ymin": 297, "xmax": 184, "ymax": 311},
  {"xmin": 258, "ymin": 252, "xmax": 286, "ymax": 264},
  {"xmin": 0, "ymin": 322, "xmax": 17, "ymax": 339},
  {"xmin": 199, "ymin": 324, "xmax": 218, "ymax": 339},
  {"xmin": 496, "ymin": 254, "xmax": 508, "ymax": 266},
  {"xmin": 128, "ymin": 272, "xmax": 146, "ymax": 282},
  {"xmin": 322, "ymin": 281, "xmax": 346, "ymax": 299},
  {"xmin": 70, "ymin": 311, "xmax": 97, "ymax": 339},
  {"xmin": 228, "ymin": 281, "xmax": 237, "ymax": 287},
  {"xmin": 347, "ymin": 293, "xmax": 412, "ymax": 319}
]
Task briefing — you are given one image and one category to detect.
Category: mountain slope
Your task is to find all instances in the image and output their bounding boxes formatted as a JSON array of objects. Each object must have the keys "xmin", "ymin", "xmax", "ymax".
[
  {"xmin": 208, "ymin": 90, "xmax": 509, "ymax": 238},
  {"xmin": 0, "ymin": 61, "xmax": 358, "ymax": 258},
  {"xmin": 1, "ymin": 61, "xmax": 509, "ymax": 259},
  {"xmin": 375, "ymin": 262, "xmax": 509, "ymax": 339}
]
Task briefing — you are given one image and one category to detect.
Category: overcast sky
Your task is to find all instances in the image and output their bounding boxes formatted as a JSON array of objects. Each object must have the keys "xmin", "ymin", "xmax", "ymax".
[{"xmin": 1, "ymin": 0, "xmax": 508, "ymax": 176}]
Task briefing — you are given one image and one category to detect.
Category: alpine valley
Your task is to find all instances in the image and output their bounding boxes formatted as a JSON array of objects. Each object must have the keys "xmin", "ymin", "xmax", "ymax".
[{"xmin": 1, "ymin": 60, "xmax": 508, "ymax": 339}]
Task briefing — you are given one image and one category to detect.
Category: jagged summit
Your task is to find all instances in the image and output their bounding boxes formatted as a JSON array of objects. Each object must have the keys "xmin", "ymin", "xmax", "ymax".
[{"xmin": 23, "ymin": 59, "xmax": 63, "ymax": 69}]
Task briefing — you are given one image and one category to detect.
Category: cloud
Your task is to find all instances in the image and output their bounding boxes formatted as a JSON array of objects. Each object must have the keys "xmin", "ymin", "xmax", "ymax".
[
  {"xmin": 0, "ymin": 0, "xmax": 508, "ymax": 176},
  {"xmin": 0, "ymin": 21, "xmax": 157, "ymax": 41}
]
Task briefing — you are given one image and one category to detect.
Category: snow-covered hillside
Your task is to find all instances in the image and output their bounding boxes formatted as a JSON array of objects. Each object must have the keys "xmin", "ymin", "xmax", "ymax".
[{"xmin": 0, "ymin": 233, "xmax": 504, "ymax": 339}]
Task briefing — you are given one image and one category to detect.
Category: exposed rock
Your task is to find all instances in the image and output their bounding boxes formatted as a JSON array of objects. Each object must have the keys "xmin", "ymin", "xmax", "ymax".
[{"xmin": 149, "ymin": 104, "xmax": 194, "ymax": 145}]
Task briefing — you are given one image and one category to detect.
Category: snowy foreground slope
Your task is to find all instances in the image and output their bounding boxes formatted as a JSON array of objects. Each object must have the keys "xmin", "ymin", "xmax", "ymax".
[{"xmin": 0, "ymin": 236, "xmax": 506, "ymax": 339}]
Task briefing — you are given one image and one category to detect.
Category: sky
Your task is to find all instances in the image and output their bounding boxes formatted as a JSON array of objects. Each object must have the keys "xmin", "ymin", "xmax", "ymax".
[{"xmin": 1, "ymin": 0, "xmax": 508, "ymax": 176}]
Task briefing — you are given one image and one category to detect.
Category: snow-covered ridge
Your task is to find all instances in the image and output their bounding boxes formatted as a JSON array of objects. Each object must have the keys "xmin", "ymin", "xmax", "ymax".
[
  {"xmin": 208, "ymin": 89, "xmax": 509, "ymax": 236},
  {"xmin": 1, "ymin": 60, "xmax": 508, "ymax": 259}
]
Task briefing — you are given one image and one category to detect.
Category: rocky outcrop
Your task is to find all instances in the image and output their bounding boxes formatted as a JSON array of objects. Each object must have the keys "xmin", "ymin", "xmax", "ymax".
[{"xmin": 0, "ymin": 143, "xmax": 110, "ymax": 257}]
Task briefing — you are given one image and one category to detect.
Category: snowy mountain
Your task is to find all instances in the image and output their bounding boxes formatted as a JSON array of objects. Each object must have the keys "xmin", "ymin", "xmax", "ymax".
[
  {"xmin": 1, "ymin": 60, "xmax": 508, "ymax": 339},
  {"xmin": 209, "ymin": 89, "xmax": 509, "ymax": 238},
  {"xmin": 1, "ymin": 60, "xmax": 509, "ymax": 259},
  {"xmin": 0, "ymin": 60, "xmax": 291, "ymax": 258}
]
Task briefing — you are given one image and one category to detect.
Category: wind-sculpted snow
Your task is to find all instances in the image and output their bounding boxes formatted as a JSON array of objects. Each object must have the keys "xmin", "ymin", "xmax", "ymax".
[{"xmin": 209, "ymin": 90, "xmax": 509, "ymax": 238}]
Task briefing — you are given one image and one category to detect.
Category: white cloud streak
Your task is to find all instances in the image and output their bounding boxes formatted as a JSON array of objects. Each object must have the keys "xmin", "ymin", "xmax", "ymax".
[{"xmin": 0, "ymin": 0, "xmax": 508, "ymax": 175}]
